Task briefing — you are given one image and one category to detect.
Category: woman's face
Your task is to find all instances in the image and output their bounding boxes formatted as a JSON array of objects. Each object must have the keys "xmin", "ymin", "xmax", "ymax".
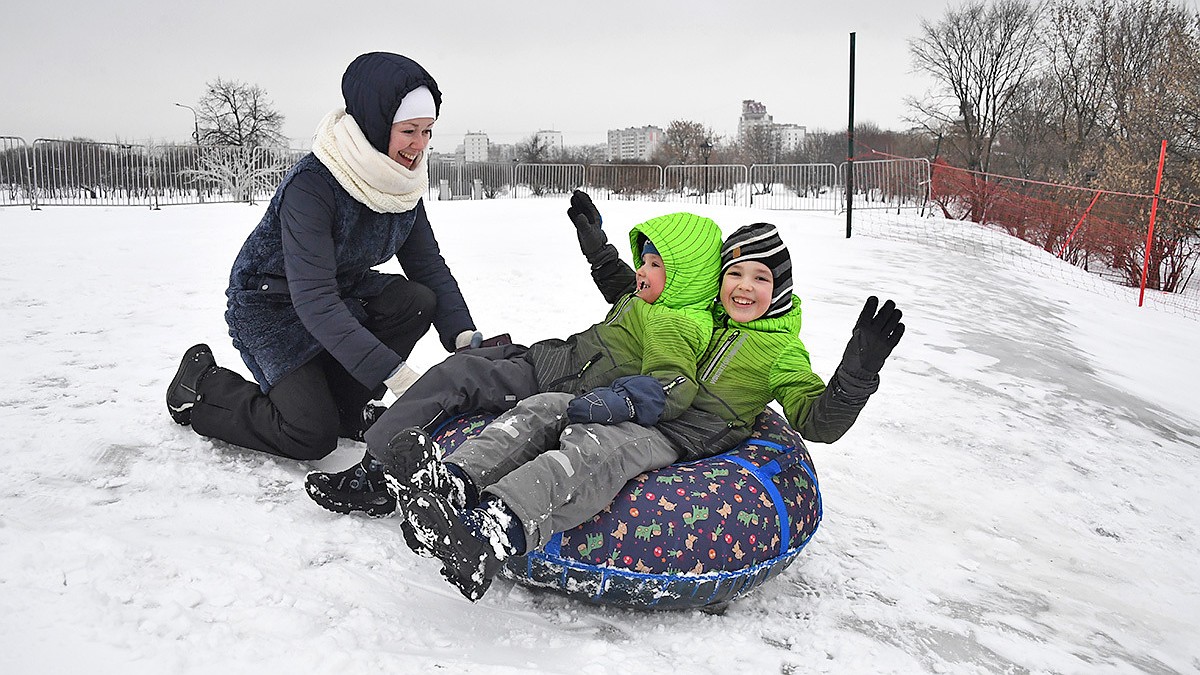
[
  {"xmin": 387, "ymin": 118, "xmax": 435, "ymax": 169},
  {"xmin": 634, "ymin": 253, "xmax": 666, "ymax": 304},
  {"xmin": 720, "ymin": 260, "xmax": 774, "ymax": 323}
]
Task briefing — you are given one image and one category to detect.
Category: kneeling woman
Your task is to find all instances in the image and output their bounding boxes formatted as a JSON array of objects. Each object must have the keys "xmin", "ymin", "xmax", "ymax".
[{"xmin": 166, "ymin": 52, "xmax": 479, "ymax": 462}]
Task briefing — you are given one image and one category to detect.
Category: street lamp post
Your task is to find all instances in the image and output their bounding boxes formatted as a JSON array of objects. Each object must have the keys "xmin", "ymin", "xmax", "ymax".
[
  {"xmin": 174, "ymin": 102, "xmax": 200, "ymax": 145},
  {"xmin": 700, "ymin": 140, "xmax": 713, "ymax": 205}
]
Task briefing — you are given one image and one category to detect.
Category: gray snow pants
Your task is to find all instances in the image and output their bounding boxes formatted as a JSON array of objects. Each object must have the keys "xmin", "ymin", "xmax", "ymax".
[{"xmin": 447, "ymin": 392, "xmax": 680, "ymax": 550}]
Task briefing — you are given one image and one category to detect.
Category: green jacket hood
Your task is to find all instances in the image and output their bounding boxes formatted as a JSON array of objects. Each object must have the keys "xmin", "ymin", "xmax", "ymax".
[{"xmin": 627, "ymin": 212, "xmax": 722, "ymax": 311}]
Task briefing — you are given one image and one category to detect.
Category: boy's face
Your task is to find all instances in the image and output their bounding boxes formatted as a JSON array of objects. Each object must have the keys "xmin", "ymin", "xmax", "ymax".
[
  {"xmin": 634, "ymin": 253, "xmax": 666, "ymax": 304},
  {"xmin": 720, "ymin": 260, "xmax": 774, "ymax": 323}
]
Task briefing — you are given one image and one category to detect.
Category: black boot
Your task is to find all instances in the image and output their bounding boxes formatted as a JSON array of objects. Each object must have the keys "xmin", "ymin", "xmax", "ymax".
[
  {"xmin": 305, "ymin": 455, "xmax": 396, "ymax": 517},
  {"xmin": 166, "ymin": 344, "xmax": 217, "ymax": 426},
  {"xmin": 405, "ymin": 492, "xmax": 518, "ymax": 602},
  {"xmin": 379, "ymin": 428, "xmax": 472, "ymax": 508}
]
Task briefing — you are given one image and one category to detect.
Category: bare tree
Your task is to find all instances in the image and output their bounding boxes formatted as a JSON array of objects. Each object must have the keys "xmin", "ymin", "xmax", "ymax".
[
  {"xmin": 735, "ymin": 125, "xmax": 781, "ymax": 165},
  {"xmin": 559, "ymin": 144, "xmax": 607, "ymax": 165},
  {"xmin": 183, "ymin": 147, "xmax": 293, "ymax": 202},
  {"xmin": 1067, "ymin": 0, "xmax": 1200, "ymax": 200},
  {"xmin": 651, "ymin": 120, "xmax": 716, "ymax": 165},
  {"xmin": 194, "ymin": 78, "xmax": 286, "ymax": 148},
  {"xmin": 908, "ymin": 0, "xmax": 1044, "ymax": 173},
  {"xmin": 514, "ymin": 134, "xmax": 552, "ymax": 163},
  {"xmin": 1043, "ymin": 0, "xmax": 1113, "ymax": 160}
]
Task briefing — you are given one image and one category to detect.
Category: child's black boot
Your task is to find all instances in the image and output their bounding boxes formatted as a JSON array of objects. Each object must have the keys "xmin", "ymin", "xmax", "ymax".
[
  {"xmin": 405, "ymin": 492, "xmax": 524, "ymax": 602},
  {"xmin": 380, "ymin": 428, "xmax": 474, "ymax": 509},
  {"xmin": 305, "ymin": 454, "xmax": 397, "ymax": 518}
]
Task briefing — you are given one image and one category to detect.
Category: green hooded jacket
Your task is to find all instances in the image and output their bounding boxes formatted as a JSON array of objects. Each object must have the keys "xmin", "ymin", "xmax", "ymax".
[
  {"xmin": 526, "ymin": 212, "xmax": 722, "ymax": 421},
  {"xmin": 657, "ymin": 295, "xmax": 827, "ymax": 459}
]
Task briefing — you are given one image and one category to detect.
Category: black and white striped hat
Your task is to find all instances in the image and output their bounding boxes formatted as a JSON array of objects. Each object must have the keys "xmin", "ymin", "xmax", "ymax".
[{"xmin": 720, "ymin": 222, "xmax": 794, "ymax": 319}]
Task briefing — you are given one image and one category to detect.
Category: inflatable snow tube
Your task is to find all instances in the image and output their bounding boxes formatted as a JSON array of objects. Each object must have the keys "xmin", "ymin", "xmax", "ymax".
[{"xmin": 430, "ymin": 407, "xmax": 822, "ymax": 611}]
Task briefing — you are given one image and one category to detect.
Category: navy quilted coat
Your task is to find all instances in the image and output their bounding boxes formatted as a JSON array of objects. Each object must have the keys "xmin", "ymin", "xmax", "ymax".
[{"xmin": 224, "ymin": 53, "xmax": 473, "ymax": 392}]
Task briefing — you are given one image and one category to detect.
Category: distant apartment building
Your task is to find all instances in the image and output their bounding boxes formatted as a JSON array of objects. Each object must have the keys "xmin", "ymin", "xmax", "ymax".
[
  {"xmin": 463, "ymin": 131, "xmax": 489, "ymax": 162},
  {"xmin": 535, "ymin": 130, "xmax": 564, "ymax": 158},
  {"xmin": 606, "ymin": 125, "xmax": 664, "ymax": 162},
  {"xmin": 776, "ymin": 123, "xmax": 807, "ymax": 152},
  {"xmin": 739, "ymin": 100, "xmax": 807, "ymax": 154}
]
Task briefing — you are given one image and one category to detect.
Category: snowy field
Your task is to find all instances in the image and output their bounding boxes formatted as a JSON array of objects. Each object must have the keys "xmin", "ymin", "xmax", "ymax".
[{"xmin": 1, "ymin": 197, "xmax": 1197, "ymax": 674}]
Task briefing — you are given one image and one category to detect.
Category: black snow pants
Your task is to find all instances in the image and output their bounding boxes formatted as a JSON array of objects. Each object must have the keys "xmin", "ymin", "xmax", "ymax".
[{"xmin": 190, "ymin": 276, "xmax": 435, "ymax": 460}]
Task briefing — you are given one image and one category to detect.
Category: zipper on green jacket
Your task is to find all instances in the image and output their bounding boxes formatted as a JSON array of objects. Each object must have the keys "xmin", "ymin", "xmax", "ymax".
[
  {"xmin": 604, "ymin": 294, "xmax": 636, "ymax": 326},
  {"xmin": 700, "ymin": 329, "xmax": 741, "ymax": 382},
  {"xmin": 547, "ymin": 351, "xmax": 604, "ymax": 390}
]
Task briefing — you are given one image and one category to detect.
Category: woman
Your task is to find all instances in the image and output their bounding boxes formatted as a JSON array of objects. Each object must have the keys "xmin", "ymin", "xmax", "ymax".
[{"xmin": 166, "ymin": 52, "xmax": 481, "ymax": 462}]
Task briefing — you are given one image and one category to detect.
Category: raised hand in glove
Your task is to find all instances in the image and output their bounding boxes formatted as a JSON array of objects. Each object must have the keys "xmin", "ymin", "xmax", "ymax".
[
  {"xmin": 566, "ymin": 189, "xmax": 608, "ymax": 258},
  {"xmin": 840, "ymin": 296, "xmax": 905, "ymax": 376},
  {"xmin": 566, "ymin": 375, "xmax": 666, "ymax": 426}
]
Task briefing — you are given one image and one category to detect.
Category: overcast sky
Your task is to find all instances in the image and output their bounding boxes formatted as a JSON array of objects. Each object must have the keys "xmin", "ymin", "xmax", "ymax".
[{"xmin": 2, "ymin": 0, "xmax": 952, "ymax": 151}]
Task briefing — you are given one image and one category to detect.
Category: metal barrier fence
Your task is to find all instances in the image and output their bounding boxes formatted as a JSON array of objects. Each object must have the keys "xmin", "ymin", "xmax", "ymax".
[
  {"xmin": 1, "ymin": 135, "xmax": 932, "ymax": 214},
  {"xmin": 749, "ymin": 163, "xmax": 840, "ymax": 210},
  {"xmin": 515, "ymin": 163, "xmax": 586, "ymax": 198},
  {"xmin": 663, "ymin": 165, "xmax": 751, "ymax": 206},
  {"xmin": 847, "ymin": 158, "xmax": 931, "ymax": 212},
  {"xmin": 585, "ymin": 164, "xmax": 665, "ymax": 200},
  {"xmin": 429, "ymin": 160, "xmax": 516, "ymax": 200},
  {"xmin": 30, "ymin": 139, "xmax": 155, "ymax": 207},
  {"xmin": 0, "ymin": 137, "xmax": 306, "ymax": 209},
  {"xmin": 1, "ymin": 136, "xmax": 31, "ymax": 207}
]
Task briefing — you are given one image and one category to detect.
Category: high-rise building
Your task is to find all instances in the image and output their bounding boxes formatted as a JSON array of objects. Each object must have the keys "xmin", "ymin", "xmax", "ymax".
[
  {"xmin": 606, "ymin": 126, "xmax": 664, "ymax": 162},
  {"xmin": 535, "ymin": 130, "xmax": 564, "ymax": 158},
  {"xmin": 776, "ymin": 124, "xmax": 807, "ymax": 152},
  {"xmin": 463, "ymin": 132, "xmax": 489, "ymax": 163},
  {"xmin": 738, "ymin": 100, "xmax": 774, "ymax": 140}
]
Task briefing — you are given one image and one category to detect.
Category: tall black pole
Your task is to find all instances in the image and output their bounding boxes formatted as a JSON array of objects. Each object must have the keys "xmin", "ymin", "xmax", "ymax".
[{"xmin": 846, "ymin": 32, "xmax": 856, "ymax": 239}]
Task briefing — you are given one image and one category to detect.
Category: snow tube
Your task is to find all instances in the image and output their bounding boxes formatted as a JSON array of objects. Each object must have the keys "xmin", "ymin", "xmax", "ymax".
[{"xmin": 430, "ymin": 408, "xmax": 822, "ymax": 611}]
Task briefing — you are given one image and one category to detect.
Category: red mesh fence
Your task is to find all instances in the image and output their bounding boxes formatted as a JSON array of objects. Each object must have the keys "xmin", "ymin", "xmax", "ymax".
[
  {"xmin": 927, "ymin": 159, "xmax": 1200, "ymax": 294},
  {"xmin": 852, "ymin": 153, "xmax": 1200, "ymax": 319}
]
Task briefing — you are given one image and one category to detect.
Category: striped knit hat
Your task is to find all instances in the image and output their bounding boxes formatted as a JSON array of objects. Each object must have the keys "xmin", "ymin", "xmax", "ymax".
[{"xmin": 720, "ymin": 222, "xmax": 794, "ymax": 319}]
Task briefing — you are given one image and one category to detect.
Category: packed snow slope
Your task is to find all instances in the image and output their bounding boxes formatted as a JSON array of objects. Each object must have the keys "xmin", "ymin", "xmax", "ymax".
[{"xmin": 1, "ymin": 198, "xmax": 1197, "ymax": 674}]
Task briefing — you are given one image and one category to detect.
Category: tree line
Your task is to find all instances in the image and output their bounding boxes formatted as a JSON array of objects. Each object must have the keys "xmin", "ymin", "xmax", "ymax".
[{"xmin": 908, "ymin": 0, "xmax": 1200, "ymax": 202}]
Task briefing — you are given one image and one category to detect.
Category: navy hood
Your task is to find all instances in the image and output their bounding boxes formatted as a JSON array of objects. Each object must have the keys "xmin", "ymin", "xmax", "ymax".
[{"xmin": 341, "ymin": 52, "xmax": 442, "ymax": 154}]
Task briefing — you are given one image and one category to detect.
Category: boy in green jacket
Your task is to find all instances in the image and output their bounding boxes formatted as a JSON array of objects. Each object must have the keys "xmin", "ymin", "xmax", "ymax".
[{"xmin": 402, "ymin": 195, "xmax": 904, "ymax": 601}]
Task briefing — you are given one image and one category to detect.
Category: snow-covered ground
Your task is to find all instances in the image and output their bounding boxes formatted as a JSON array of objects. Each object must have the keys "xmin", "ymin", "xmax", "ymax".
[{"xmin": 1, "ymin": 197, "xmax": 1197, "ymax": 674}]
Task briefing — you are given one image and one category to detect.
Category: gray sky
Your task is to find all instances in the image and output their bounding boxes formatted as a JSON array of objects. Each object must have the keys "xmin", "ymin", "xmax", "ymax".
[{"xmin": 2, "ymin": 0, "xmax": 951, "ymax": 151}]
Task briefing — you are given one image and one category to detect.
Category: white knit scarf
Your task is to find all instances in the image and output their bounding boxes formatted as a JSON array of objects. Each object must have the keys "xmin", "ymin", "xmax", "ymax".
[{"xmin": 311, "ymin": 108, "xmax": 428, "ymax": 213}]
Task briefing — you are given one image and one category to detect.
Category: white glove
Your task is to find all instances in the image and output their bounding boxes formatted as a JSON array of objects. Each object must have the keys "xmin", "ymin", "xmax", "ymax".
[
  {"xmin": 383, "ymin": 362, "xmax": 421, "ymax": 398},
  {"xmin": 455, "ymin": 329, "xmax": 483, "ymax": 350}
]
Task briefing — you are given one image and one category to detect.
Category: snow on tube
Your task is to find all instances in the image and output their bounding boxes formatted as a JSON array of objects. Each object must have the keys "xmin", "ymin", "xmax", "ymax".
[{"xmin": 430, "ymin": 407, "xmax": 822, "ymax": 611}]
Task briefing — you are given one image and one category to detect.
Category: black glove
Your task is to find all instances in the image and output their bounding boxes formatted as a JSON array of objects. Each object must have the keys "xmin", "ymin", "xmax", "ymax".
[
  {"xmin": 566, "ymin": 375, "xmax": 666, "ymax": 426},
  {"xmin": 567, "ymin": 190, "xmax": 608, "ymax": 258},
  {"xmin": 840, "ymin": 296, "xmax": 905, "ymax": 375}
]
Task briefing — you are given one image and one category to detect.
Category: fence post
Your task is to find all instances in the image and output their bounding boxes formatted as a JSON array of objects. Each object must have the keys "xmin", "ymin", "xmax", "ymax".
[
  {"xmin": 845, "ymin": 31, "xmax": 856, "ymax": 238},
  {"xmin": 1138, "ymin": 140, "xmax": 1168, "ymax": 307}
]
